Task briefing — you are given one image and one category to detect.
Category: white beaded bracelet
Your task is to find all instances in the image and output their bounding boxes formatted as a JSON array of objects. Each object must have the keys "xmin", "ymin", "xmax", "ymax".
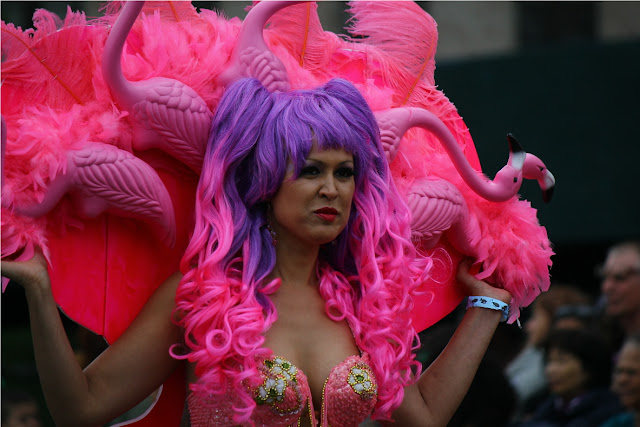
[{"xmin": 466, "ymin": 296, "xmax": 509, "ymax": 322}]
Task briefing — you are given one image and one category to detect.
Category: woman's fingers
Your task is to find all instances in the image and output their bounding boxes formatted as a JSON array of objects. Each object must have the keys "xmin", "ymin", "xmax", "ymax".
[
  {"xmin": 456, "ymin": 258, "xmax": 512, "ymax": 303},
  {"xmin": 1, "ymin": 252, "xmax": 50, "ymax": 289},
  {"xmin": 455, "ymin": 258, "xmax": 478, "ymax": 287}
]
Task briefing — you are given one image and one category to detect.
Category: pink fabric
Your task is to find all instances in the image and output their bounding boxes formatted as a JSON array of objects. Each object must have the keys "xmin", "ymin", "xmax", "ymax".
[{"xmin": 188, "ymin": 354, "xmax": 377, "ymax": 427}]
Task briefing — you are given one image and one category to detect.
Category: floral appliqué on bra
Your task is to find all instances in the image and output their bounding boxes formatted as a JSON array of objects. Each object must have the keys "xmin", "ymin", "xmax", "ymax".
[
  {"xmin": 188, "ymin": 354, "xmax": 378, "ymax": 426},
  {"xmin": 253, "ymin": 356, "xmax": 305, "ymax": 418}
]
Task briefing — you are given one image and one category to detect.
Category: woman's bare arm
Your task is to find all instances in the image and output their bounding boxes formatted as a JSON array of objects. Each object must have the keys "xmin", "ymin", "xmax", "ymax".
[
  {"xmin": 385, "ymin": 260, "xmax": 512, "ymax": 427},
  {"xmin": 2, "ymin": 253, "xmax": 183, "ymax": 427}
]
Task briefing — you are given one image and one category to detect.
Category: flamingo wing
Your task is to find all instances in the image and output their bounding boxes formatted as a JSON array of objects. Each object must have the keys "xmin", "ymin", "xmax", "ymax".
[
  {"xmin": 406, "ymin": 178, "xmax": 465, "ymax": 245},
  {"xmin": 376, "ymin": 111, "xmax": 407, "ymax": 163},
  {"xmin": 69, "ymin": 143, "xmax": 176, "ymax": 246},
  {"xmin": 130, "ymin": 79, "xmax": 213, "ymax": 173},
  {"xmin": 4, "ymin": 143, "xmax": 176, "ymax": 247}
]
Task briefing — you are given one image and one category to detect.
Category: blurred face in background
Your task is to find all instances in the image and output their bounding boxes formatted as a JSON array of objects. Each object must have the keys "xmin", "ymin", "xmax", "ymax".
[
  {"xmin": 3, "ymin": 401, "xmax": 42, "ymax": 427},
  {"xmin": 613, "ymin": 341, "xmax": 640, "ymax": 411},
  {"xmin": 526, "ymin": 305, "xmax": 552, "ymax": 347},
  {"xmin": 545, "ymin": 347, "xmax": 589, "ymax": 401},
  {"xmin": 601, "ymin": 247, "xmax": 640, "ymax": 319}
]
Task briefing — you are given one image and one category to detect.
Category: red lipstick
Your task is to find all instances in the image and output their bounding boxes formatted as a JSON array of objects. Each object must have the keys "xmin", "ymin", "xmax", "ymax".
[{"xmin": 314, "ymin": 207, "xmax": 338, "ymax": 222}]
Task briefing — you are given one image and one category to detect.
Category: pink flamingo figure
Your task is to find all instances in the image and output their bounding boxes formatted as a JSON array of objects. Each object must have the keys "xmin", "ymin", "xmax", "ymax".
[
  {"xmin": 217, "ymin": 0, "xmax": 305, "ymax": 92},
  {"xmin": 2, "ymin": 142, "xmax": 176, "ymax": 246},
  {"xmin": 375, "ymin": 107, "xmax": 555, "ymax": 203},
  {"xmin": 406, "ymin": 177, "xmax": 479, "ymax": 257},
  {"xmin": 102, "ymin": 1, "xmax": 213, "ymax": 174},
  {"xmin": 376, "ymin": 105, "xmax": 555, "ymax": 264}
]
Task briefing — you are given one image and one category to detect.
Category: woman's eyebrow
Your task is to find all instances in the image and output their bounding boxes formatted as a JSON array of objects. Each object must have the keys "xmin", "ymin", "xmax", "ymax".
[{"xmin": 304, "ymin": 158, "xmax": 354, "ymax": 166}]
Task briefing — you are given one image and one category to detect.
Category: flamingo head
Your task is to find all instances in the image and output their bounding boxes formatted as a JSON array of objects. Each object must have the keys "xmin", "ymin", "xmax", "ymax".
[
  {"xmin": 491, "ymin": 134, "xmax": 526, "ymax": 198},
  {"xmin": 523, "ymin": 153, "xmax": 556, "ymax": 203}
]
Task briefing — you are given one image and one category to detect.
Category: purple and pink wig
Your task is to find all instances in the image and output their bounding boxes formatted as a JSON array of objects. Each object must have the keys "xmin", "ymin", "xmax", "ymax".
[{"xmin": 172, "ymin": 77, "xmax": 431, "ymax": 422}]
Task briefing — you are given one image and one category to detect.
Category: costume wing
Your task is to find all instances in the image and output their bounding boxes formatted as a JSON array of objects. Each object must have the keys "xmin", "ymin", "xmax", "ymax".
[{"xmin": 2, "ymin": 4, "xmax": 203, "ymax": 424}]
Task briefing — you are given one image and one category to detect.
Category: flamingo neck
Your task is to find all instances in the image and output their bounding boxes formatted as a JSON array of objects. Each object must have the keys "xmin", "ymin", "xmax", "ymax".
[
  {"xmin": 237, "ymin": 1, "xmax": 305, "ymax": 50},
  {"xmin": 102, "ymin": 1, "xmax": 145, "ymax": 106},
  {"xmin": 409, "ymin": 108, "xmax": 516, "ymax": 202},
  {"xmin": 243, "ymin": 1, "xmax": 306, "ymax": 32}
]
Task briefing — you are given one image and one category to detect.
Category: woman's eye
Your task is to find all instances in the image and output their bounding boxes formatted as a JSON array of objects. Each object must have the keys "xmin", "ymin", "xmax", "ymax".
[
  {"xmin": 336, "ymin": 167, "xmax": 355, "ymax": 178},
  {"xmin": 300, "ymin": 166, "xmax": 320, "ymax": 176}
]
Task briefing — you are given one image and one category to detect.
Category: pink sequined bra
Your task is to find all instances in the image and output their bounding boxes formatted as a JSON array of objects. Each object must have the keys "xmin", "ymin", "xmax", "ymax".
[{"xmin": 188, "ymin": 353, "xmax": 378, "ymax": 426}]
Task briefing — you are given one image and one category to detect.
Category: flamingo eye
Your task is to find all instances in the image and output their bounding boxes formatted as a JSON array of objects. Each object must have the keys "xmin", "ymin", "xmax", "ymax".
[
  {"xmin": 539, "ymin": 166, "xmax": 544, "ymax": 171},
  {"xmin": 513, "ymin": 177, "xmax": 518, "ymax": 183}
]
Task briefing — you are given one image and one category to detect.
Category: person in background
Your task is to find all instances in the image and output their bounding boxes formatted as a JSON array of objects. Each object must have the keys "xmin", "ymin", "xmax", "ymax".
[
  {"xmin": 600, "ymin": 242, "xmax": 640, "ymax": 339},
  {"xmin": 506, "ymin": 284, "xmax": 592, "ymax": 423},
  {"xmin": 1, "ymin": 389, "xmax": 43, "ymax": 427},
  {"xmin": 599, "ymin": 334, "xmax": 640, "ymax": 427},
  {"xmin": 516, "ymin": 328, "xmax": 622, "ymax": 427},
  {"xmin": 552, "ymin": 304, "xmax": 598, "ymax": 331}
]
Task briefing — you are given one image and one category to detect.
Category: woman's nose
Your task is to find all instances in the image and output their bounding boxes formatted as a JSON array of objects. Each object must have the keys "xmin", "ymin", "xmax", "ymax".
[{"xmin": 319, "ymin": 175, "xmax": 338, "ymax": 199}]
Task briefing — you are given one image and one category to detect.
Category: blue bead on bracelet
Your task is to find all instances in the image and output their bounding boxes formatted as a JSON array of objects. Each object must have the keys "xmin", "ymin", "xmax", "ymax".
[{"xmin": 466, "ymin": 296, "xmax": 509, "ymax": 322}]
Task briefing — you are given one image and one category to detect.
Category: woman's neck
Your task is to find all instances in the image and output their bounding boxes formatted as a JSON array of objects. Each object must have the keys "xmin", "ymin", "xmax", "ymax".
[{"xmin": 270, "ymin": 237, "xmax": 320, "ymax": 288}]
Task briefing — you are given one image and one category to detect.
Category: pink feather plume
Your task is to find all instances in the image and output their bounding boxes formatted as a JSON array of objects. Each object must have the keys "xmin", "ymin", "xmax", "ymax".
[
  {"xmin": 1, "ymin": 8, "xmax": 104, "ymax": 116},
  {"xmin": 100, "ymin": 1, "xmax": 201, "ymax": 24},
  {"xmin": 346, "ymin": 1, "xmax": 438, "ymax": 105},
  {"xmin": 265, "ymin": 2, "xmax": 341, "ymax": 72}
]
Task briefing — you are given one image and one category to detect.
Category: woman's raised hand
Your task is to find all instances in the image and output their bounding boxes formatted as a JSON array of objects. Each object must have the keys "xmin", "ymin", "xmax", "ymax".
[
  {"xmin": 1, "ymin": 251, "xmax": 51, "ymax": 293},
  {"xmin": 456, "ymin": 258, "xmax": 512, "ymax": 304}
]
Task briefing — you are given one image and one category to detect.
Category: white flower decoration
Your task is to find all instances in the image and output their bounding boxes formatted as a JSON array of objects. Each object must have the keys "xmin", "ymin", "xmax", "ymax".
[
  {"xmin": 269, "ymin": 357, "xmax": 298, "ymax": 381},
  {"xmin": 255, "ymin": 356, "xmax": 299, "ymax": 406},
  {"xmin": 348, "ymin": 365, "xmax": 375, "ymax": 396},
  {"xmin": 257, "ymin": 377, "xmax": 287, "ymax": 403}
]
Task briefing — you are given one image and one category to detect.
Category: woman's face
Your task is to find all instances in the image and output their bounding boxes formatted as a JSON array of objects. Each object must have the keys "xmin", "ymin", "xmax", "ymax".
[
  {"xmin": 545, "ymin": 347, "xmax": 589, "ymax": 400},
  {"xmin": 269, "ymin": 147, "xmax": 355, "ymax": 247}
]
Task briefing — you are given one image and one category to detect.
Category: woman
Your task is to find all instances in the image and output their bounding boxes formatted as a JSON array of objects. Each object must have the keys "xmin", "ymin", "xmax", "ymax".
[
  {"xmin": 516, "ymin": 328, "xmax": 622, "ymax": 427},
  {"xmin": 1, "ymin": 78, "xmax": 511, "ymax": 426}
]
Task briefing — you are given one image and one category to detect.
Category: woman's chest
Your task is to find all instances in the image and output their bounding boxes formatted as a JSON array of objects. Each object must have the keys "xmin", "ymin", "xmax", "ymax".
[
  {"xmin": 184, "ymin": 289, "xmax": 378, "ymax": 426},
  {"xmin": 187, "ymin": 351, "xmax": 378, "ymax": 427},
  {"xmin": 263, "ymin": 290, "xmax": 361, "ymax": 401}
]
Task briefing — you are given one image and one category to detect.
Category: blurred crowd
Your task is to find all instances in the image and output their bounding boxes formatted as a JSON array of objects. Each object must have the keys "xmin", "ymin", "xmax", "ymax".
[{"xmin": 417, "ymin": 240, "xmax": 640, "ymax": 427}]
